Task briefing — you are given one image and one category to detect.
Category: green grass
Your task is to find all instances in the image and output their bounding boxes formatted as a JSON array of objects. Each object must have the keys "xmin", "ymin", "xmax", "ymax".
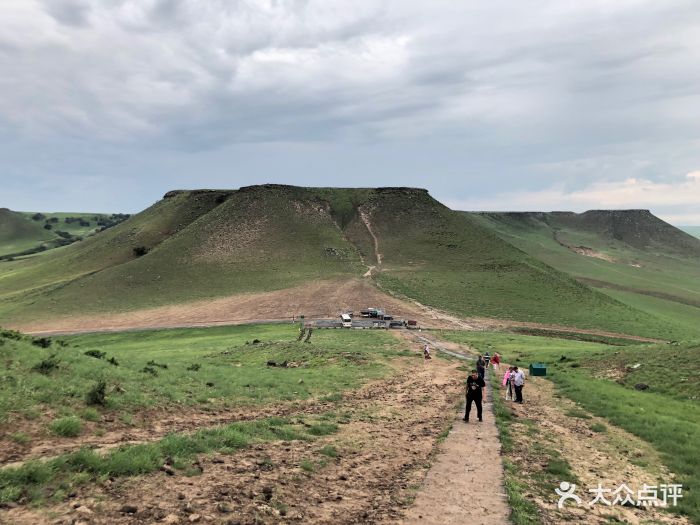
[
  {"xmin": 590, "ymin": 423, "xmax": 607, "ymax": 433},
  {"xmin": 48, "ymin": 416, "xmax": 82, "ymax": 437},
  {"xmin": 0, "ymin": 324, "xmax": 407, "ymax": 429},
  {"xmin": 319, "ymin": 445, "xmax": 339, "ymax": 458},
  {"xmin": 446, "ymin": 331, "xmax": 700, "ymax": 523},
  {"xmin": 0, "ymin": 415, "xmax": 337, "ymax": 504},
  {"xmin": 470, "ymin": 211, "xmax": 700, "ymax": 340},
  {"xmin": 9, "ymin": 432, "xmax": 31, "ymax": 445},
  {"xmin": 491, "ymin": 376, "xmax": 542, "ymax": 524}
]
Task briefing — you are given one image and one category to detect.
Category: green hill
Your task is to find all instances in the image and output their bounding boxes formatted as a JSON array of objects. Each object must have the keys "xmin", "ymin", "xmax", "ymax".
[
  {"xmin": 0, "ymin": 209, "xmax": 127, "ymax": 259},
  {"xmin": 469, "ymin": 211, "xmax": 700, "ymax": 339},
  {"xmin": 0, "ymin": 186, "xmax": 685, "ymax": 339},
  {"xmin": 0, "ymin": 208, "xmax": 55, "ymax": 257}
]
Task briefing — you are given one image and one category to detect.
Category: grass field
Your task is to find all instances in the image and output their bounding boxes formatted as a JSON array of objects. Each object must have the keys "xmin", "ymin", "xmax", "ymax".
[
  {"xmin": 0, "ymin": 324, "xmax": 411, "ymax": 430},
  {"xmin": 0, "ymin": 323, "xmax": 418, "ymax": 506},
  {"xmin": 440, "ymin": 330, "xmax": 700, "ymax": 523}
]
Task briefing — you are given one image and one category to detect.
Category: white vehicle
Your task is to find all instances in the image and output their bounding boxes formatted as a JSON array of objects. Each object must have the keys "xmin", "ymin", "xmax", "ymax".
[{"xmin": 341, "ymin": 313, "xmax": 353, "ymax": 328}]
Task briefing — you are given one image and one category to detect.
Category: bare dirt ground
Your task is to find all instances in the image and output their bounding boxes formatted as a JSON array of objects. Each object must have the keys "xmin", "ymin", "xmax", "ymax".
[
  {"xmin": 16, "ymin": 278, "xmax": 664, "ymax": 344},
  {"xmin": 15, "ymin": 279, "xmax": 437, "ymax": 335},
  {"xmin": 3, "ymin": 348, "xmax": 472, "ymax": 525},
  {"xmin": 501, "ymin": 373, "xmax": 689, "ymax": 524},
  {"xmin": 0, "ymin": 397, "xmax": 346, "ymax": 467}
]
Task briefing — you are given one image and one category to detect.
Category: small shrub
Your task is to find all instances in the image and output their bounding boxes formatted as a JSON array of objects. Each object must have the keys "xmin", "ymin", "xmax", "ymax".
[
  {"xmin": 299, "ymin": 459, "xmax": 315, "ymax": 472},
  {"xmin": 319, "ymin": 445, "xmax": 338, "ymax": 458},
  {"xmin": 81, "ymin": 408, "xmax": 101, "ymax": 422},
  {"xmin": 146, "ymin": 360, "xmax": 168, "ymax": 369},
  {"xmin": 86, "ymin": 379, "xmax": 107, "ymax": 406},
  {"xmin": 590, "ymin": 423, "xmax": 607, "ymax": 433},
  {"xmin": 32, "ymin": 355, "xmax": 60, "ymax": 374},
  {"xmin": 133, "ymin": 246, "xmax": 149, "ymax": 257},
  {"xmin": 84, "ymin": 349, "xmax": 106, "ymax": 359},
  {"xmin": 545, "ymin": 458, "xmax": 573, "ymax": 478},
  {"xmin": 141, "ymin": 366, "xmax": 158, "ymax": 376},
  {"xmin": 32, "ymin": 337, "xmax": 52, "ymax": 348},
  {"xmin": 307, "ymin": 423, "xmax": 338, "ymax": 436},
  {"xmin": 10, "ymin": 432, "xmax": 30, "ymax": 445},
  {"xmin": 49, "ymin": 416, "xmax": 82, "ymax": 437},
  {"xmin": 186, "ymin": 363, "xmax": 201, "ymax": 371},
  {"xmin": 31, "ymin": 213, "xmax": 46, "ymax": 221},
  {"xmin": 43, "ymin": 223, "xmax": 52, "ymax": 230},
  {"xmin": 107, "ymin": 356, "xmax": 119, "ymax": 366}
]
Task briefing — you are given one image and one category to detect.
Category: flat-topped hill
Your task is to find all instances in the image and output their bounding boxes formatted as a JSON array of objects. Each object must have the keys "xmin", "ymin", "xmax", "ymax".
[{"xmin": 0, "ymin": 186, "xmax": 689, "ymax": 339}]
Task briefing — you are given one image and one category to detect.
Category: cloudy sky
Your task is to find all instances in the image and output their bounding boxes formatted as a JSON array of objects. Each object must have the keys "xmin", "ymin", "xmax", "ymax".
[{"xmin": 2, "ymin": 0, "xmax": 700, "ymax": 224}]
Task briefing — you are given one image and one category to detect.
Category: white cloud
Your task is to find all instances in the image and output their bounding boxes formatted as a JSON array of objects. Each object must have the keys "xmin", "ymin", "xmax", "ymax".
[{"xmin": 1, "ymin": 0, "xmax": 699, "ymax": 216}]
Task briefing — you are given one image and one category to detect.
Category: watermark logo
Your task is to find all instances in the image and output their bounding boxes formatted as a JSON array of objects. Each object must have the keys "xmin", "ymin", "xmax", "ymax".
[{"xmin": 556, "ymin": 482, "xmax": 683, "ymax": 509}]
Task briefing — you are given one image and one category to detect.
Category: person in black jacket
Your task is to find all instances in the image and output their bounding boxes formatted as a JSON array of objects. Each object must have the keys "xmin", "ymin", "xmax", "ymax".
[
  {"xmin": 476, "ymin": 355, "xmax": 486, "ymax": 380},
  {"xmin": 464, "ymin": 369, "xmax": 486, "ymax": 422}
]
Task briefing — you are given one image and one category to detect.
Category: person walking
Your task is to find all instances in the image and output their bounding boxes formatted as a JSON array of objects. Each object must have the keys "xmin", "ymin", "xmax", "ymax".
[
  {"xmin": 476, "ymin": 355, "xmax": 486, "ymax": 380},
  {"xmin": 502, "ymin": 366, "xmax": 513, "ymax": 400},
  {"xmin": 464, "ymin": 369, "xmax": 486, "ymax": 422},
  {"xmin": 513, "ymin": 366, "xmax": 525, "ymax": 403},
  {"xmin": 484, "ymin": 352, "xmax": 491, "ymax": 368},
  {"xmin": 491, "ymin": 352, "xmax": 500, "ymax": 371},
  {"xmin": 423, "ymin": 343, "xmax": 432, "ymax": 364}
]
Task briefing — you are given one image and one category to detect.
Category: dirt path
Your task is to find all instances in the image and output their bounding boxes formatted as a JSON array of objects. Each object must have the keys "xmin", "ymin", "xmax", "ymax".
[
  {"xmin": 397, "ymin": 333, "xmax": 510, "ymax": 524},
  {"xmin": 359, "ymin": 208, "xmax": 383, "ymax": 267}
]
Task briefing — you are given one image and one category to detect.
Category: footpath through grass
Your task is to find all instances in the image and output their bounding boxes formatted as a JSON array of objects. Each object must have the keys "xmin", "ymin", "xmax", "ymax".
[{"xmin": 441, "ymin": 331, "xmax": 700, "ymax": 524}]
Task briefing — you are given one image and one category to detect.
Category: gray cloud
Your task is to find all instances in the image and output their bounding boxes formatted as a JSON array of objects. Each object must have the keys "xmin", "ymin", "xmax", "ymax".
[{"xmin": 0, "ymin": 0, "xmax": 699, "ymax": 221}]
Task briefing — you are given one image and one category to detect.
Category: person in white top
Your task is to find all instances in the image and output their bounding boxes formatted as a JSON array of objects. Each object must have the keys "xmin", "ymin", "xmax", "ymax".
[{"xmin": 512, "ymin": 366, "xmax": 525, "ymax": 404}]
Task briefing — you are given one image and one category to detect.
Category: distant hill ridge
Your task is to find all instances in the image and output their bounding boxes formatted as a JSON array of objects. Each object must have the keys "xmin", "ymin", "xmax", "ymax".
[{"xmin": 473, "ymin": 209, "xmax": 700, "ymax": 257}]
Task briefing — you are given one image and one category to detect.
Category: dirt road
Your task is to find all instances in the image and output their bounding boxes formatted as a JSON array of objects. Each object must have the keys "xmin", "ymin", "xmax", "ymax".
[
  {"xmin": 13, "ymin": 278, "xmax": 664, "ymax": 344},
  {"xmin": 397, "ymin": 334, "xmax": 510, "ymax": 525}
]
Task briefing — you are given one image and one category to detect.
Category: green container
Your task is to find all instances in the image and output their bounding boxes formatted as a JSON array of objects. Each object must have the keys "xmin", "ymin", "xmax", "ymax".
[{"xmin": 529, "ymin": 363, "xmax": 547, "ymax": 376}]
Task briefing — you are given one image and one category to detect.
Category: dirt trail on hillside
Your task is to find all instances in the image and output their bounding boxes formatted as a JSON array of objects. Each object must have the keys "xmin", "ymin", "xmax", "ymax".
[
  {"xmin": 3, "ymin": 349, "xmax": 469, "ymax": 525},
  {"xmin": 359, "ymin": 208, "xmax": 382, "ymax": 267},
  {"xmin": 396, "ymin": 333, "xmax": 510, "ymax": 525}
]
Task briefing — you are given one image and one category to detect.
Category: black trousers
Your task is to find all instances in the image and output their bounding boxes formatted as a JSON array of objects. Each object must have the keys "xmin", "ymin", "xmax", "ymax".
[
  {"xmin": 514, "ymin": 385, "xmax": 523, "ymax": 403},
  {"xmin": 465, "ymin": 396, "xmax": 482, "ymax": 420}
]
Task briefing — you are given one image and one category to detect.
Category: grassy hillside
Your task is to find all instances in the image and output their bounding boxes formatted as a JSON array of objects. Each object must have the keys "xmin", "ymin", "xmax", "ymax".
[
  {"xmin": 0, "ymin": 209, "xmax": 127, "ymax": 259},
  {"xmin": 470, "ymin": 211, "xmax": 700, "ymax": 339},
  {"xmin": 0, "ymin": 209, "xmax": 55, "ymax": 257},
  {"xmin": 0, "ymin": 186, "xmax": 682, "ymax": 339}
]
